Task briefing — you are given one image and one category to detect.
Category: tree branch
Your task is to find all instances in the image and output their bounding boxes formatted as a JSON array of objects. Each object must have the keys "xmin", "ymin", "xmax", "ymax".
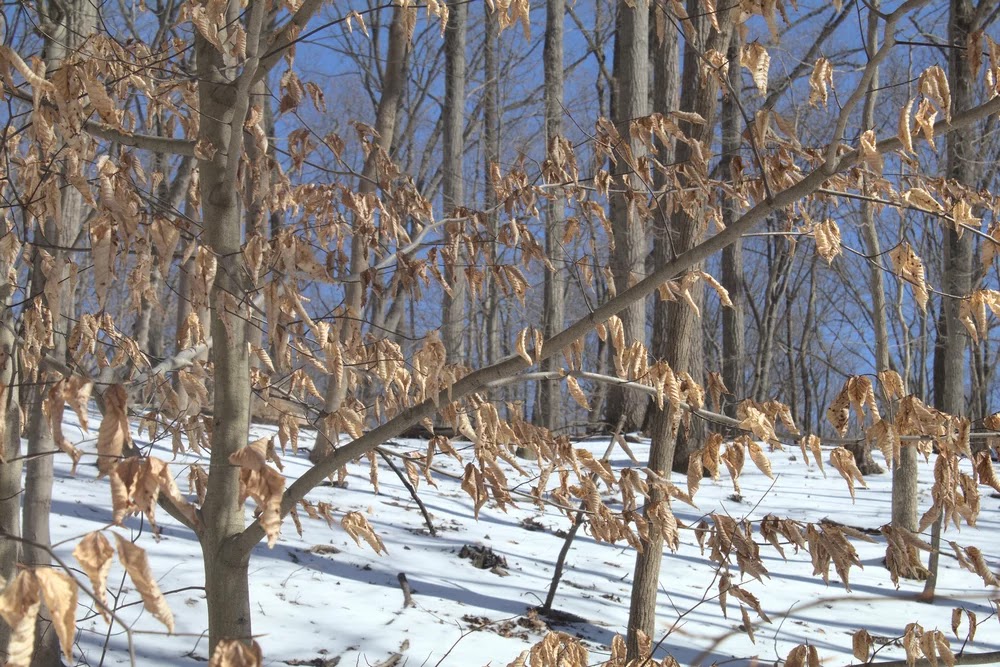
[
  {"xmin": 256, "ymin": 0, "xmax": 326, "ymax": 78},
  {"xmin": 84, "ymin": 120, "xmax": 196, "ymax": 156},
  {"xmin": 231, "ymin": 86, "xmax": 1000, "ymax": 557}
]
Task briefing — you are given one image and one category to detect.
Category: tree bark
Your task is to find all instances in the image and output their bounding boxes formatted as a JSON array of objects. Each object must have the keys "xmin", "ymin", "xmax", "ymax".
[
  {"xmin": 441, "ymin": 0, "xmax": 468, "ymax": 362},
  {"xmin": 312, "ymin": 5, "xmax": 413, "ymax": 463},
  {"xmin": 626, "ymin": 12, "xmax": 678, "ymax": 652},
  {"xmin": 626, "ymin": 1, "xmax": 734, "ymax": 658},
  {"xmin": 23, "ymin": 2, "xmax": 96, "ymax": 663},
  {"xmin": 720, "ymin": 31, "xmax": 745, "ymax": 417},
  {"xmin": 195, "ymin": 0, "xmax": 264, "ymax": 649},
  {"xmin": 750, "ymin": 220, "xmax": 792, "ymax": 402},
  {"xmin": 483, "ymin": 0, "xmax": 502, "ymax": 367},
  {"xmin": 605, "ymin": 0, "xmax": 649, "ymax": 434},
  {"xmin": 924, "ymin": 0, "xmax": 976, "ymax": 603},
  {"xmin": 0, "ymin": 288, "xmax": 23, "ymax": 661},
  {"xmin": 537, "ymin": 0, "xmax": 566, "ymax": 431}
]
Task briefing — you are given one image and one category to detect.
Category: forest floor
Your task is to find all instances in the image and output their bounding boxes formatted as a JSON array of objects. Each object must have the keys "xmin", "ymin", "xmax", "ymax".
[{"xmin": 44, "ymin": 409, "xmax": 1000, "ymax": 666}]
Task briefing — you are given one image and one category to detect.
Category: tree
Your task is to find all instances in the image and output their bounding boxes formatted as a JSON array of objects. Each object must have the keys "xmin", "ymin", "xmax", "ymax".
[
  {"xmin": 536, "ymin": 0, "xmax": 567, "ymax": 431},
  {"xmin": 626, "ymin": 0, "xmax": 735, "ymax": 656},
  {"xmin": 4, "ymin": 0, "xmax": 1000, "ymax": 663},
  {"xmin": 604, "ymin": 0, "xmax": 649, "ymax": 434},
  {"xmin": 923, "ymin": 0, "xmax": 979, "ymax": 602},
  {"xmin": 441, "ymin": 0, "xmax": 468, "ymax": 363},
  {"xmin": 720, "ymin": 30, "xmax": 745, "ymax": 418}
]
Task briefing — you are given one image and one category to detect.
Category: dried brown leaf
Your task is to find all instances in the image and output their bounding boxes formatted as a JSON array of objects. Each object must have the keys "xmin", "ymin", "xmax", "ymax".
[
  {"xmin": 899, "ymin": 98, "xmax": 915, "ymax": 153},
  {"xmin": 740, "ymin": 606, "xmax": 756, "ymax": 644},
  {"xmin": 890, "ymin": 242, "xmax": 929, "ymax": 311},
  {"xmin": 566, "ymin": 374, "xmax": 589, "ymax": 410},
  {"xmin": 97, "ymin": 384, "xmax": 131, "ymax": 477},
  {"xmin": 0, "ymin": 571, "xmax": 41, "ymax": 667},
  {"xmin": 34, "ymin": 568, "xmax": 77, "ymax": 662},
  {"xmin": 808, "ymin": 57, "xmax": 833, "ymax": 108},
  {"xmin": 853, "ymin": 629, "xmax": 873, "ymax": 662},
  {"xmin": 209, "ymin": 639, "xmax": 264, "ymax": 667},
  {"xmin": 741, "ymin": 43, "xmax": 770, "ymax": 95},
  {"xmin": 73, "ymin": 532, "xmax": 114, "ymax": 622},
  {"xmin": 342, "ymin": 511, "xmax": 387, "ymax": 554},
  {"xmin": 830, "ymin": 447, "xmax": 868, "ymax": 501},
  {"xmin": 746, "ymin": 440, "xmax": 774, "ymax": 479},
  {"xmin": 814, "ymin": 219, "xmax": 842, "ymax": 264},
  {"xmin": 113, "ymin": 533, "xmax": 174, "ymax": 632}
]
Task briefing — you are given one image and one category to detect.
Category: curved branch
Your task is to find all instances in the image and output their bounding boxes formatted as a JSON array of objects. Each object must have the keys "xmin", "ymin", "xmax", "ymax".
[
  {"xmin": 230, "ymin": 88, "xmax": 1000, "ymax": 557},
  {"xmin": 823, "ymin": 0, "xmax": 930, "ymax": 168}
]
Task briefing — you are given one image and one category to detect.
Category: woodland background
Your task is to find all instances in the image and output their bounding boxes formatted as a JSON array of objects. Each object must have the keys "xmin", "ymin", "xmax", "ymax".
[{"xmin": 0, "ymin": 0, "xmax": 999, "ymax": 664}]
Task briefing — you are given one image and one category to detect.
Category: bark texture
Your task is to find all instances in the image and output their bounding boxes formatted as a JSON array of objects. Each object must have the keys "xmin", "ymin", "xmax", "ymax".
[
  {"xmin": 605, "ymin": 0, "xmax": 649, "ymax": 433},
  {"xmin": 720, "ymin": 31, "xmax": 745, "ymax": 417},
  {"xmin": 483, "ymin": 0, "xmax": 502, "ymax": 367},
  {"xmin": 441, "ymin": 0, "xmax": 468, "ymax": 362},
  {"xmin": 626, "ymin": 13, "xmax": 678, "ymax": 654},
  {"xmin": 195, "ymin": 0, "xmax": 262, "ymax": 648},
  {"xmin": 925, "ymin": 0, "xmax": 976, "ymax": 602},
  {"xmin": 23, "ymin": 2, "xmax": 96, "ymax": 662},
  {"xmin": 0, "ymin": 294, "xmax": 23, "ymax": 660},
  {"xmin": 627, "ymin": 0, "xmax": 734, "ymax": 658},
  {"xmin": 312, "ymin": 6, "xmax": 412, "ymax": 463},
  {"xmin": 538, "ymin": 0, "xmax": 566, "ymax": 430}
]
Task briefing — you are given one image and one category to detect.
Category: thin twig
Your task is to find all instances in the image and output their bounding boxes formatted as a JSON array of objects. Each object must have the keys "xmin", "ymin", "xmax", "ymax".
[{"xmin": 378, "ymin": 446, "xmax": 436, "ymax": 536}]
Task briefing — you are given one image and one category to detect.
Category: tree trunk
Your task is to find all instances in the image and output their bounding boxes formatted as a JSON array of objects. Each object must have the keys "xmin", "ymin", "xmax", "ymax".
[
  {"xmin": 203, "ymin": 550, "xmax": 252, "ymax": 649},
  {"xmin": 483, "ymin": 0, "xmax": 502, "ymax": 367},
  {"xmin": 23, "ymin": 2, "xmax": 95, "ymax": 663},
  {"xmin": 312, "ymin": 5, "xmax": 412, "ymax": 463},
  {"xmin": 626, "ymin": 0, "xmax": 734, "ymax": 658},
  {"xmin": 848, "ymin": 5, "xmax": 887, "ymax": 482},
  {"xmin": 636, "ymin": 13, "xmax": 680, "ymax": 616},
  {"xmin": 626, "ymin": 402, "xmax": 678, "ymax": 660},
  {"xmin": 605, "ymin": 0, "xmax": 649, "ymax": 435},
  {"xmin": 441, "ymin": 0, "xmax": 467, "ymax": 363},
  {"xmin": 537, "ymin": 0, "xmax": 566, "ymax": 431},
  {"xmin": 0, "ymin": 291, "xmax": 23, "ymax": 660},
  {"xmin": 924, "ymin": 0, "xmax": 976, "ymax": 603},
  {"xmin": 195, "ymin": 0, "xmax": 258, "ymax": 649},
  {"xmin": 720, "ymin": 31, "xmax": 744, "ymax": 417},
  {"xmin": 799, "ymin": 259, "xmax": 818, "ymax": 433},
  {"xmin": 853, "ymin": 0, "xmax": 911, "ymax": 513},
  {"xmin": 750, "ymin": 221, "xmax": 792, "ymax": 402}
]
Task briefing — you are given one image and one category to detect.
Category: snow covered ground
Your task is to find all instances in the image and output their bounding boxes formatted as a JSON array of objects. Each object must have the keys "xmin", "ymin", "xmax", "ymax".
[{"xmin": 42, "ymin": 410, "xmax": 1000, "ymax": 666}]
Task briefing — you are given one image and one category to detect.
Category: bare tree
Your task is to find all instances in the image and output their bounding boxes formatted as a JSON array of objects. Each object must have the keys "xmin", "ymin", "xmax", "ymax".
[
  {"xmin": 923, "ymin": 0, "xmax": 980, "ymax": 602},
  {"xmin": 441, "ymin": 0, "xmax": 468, "ymax": 362},
  {"xmin": 21, "ymin": 1, "xmax": 96, "ymax": 662},
  {"xmin": 605, "ymin": 0, "xmax": 649, "ymax": 434},
  {"xmin": 483, "ymin": 0, "xmax": 502, "ymax": 367},
  {"xmin": 537, "ymin": 0, "xmax": 567, "ymax": 430},
  {"xmin": 720, "ymin": 31, "xmax": 745, "ymax": 417},
  {"xmin": 312, "ymin": 5, "xmax": 414, "ymax": 464}
]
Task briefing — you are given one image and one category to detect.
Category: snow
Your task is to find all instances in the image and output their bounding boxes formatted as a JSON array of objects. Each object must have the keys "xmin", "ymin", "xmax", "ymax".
[{"xmin": 42, "ymin": 411, "xmax": 1000, "ymax": 666}]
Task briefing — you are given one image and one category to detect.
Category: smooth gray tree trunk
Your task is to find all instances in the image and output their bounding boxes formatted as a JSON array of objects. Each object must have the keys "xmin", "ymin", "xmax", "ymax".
[
  {"xmin": 925, "ymin": 0, "xmax": 976, "ymax": 602},
  {"xmin": 441, "ymin": 0, "xmax": 468, "ymax": 363},
  {"xmin": 196, "ymin": 0, "xmax": 257, "ymax": 648},
  {"xmin": 0, "ymin": 285, "xmax": 23, "ymax": 660},
  {"xmin": 605, "ymin": 0, "xmax": 649, "ymax": 434},
  {"xmin": 626, "ymin": 0, "xmax": 733, "ymax": 659},
  {"xmin": 483, "ymin": 0, "xmax": 502, "ymax": 367},
  {"xmin": 720, "ymin": 31, "xmax": 745, "ymax": 417},
  {"xmin": 847, "ymin": 0, "xmax": 887, "ymax": 478},
  {"xmin": 537, "ymin": 0, "xmax": 566, "ymax": 431},
  {"xmin": 23, "ymin": 2, "xmax": 96, "ymax": 663}
]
